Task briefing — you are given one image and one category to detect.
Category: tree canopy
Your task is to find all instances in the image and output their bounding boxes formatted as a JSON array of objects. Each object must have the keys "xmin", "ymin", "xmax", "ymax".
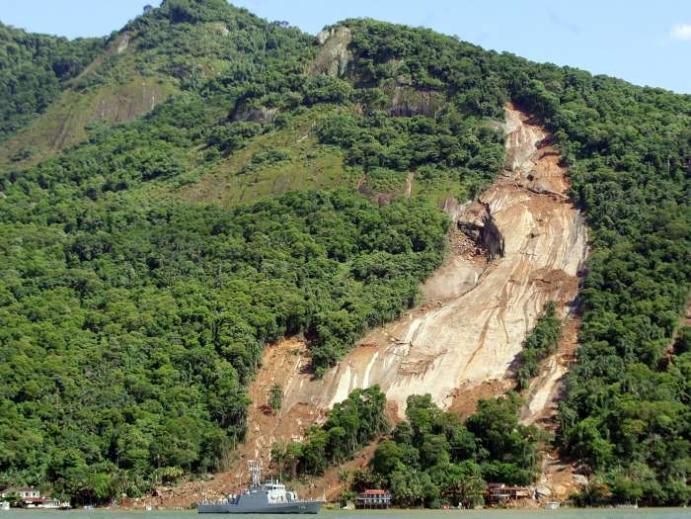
[
  {"xmin": 360, "ymin": 393, "xmax": 542, "ymax": 508},
  {"xmin": 0, "ymin": 23, "xmax": 104, "ymax": 141}
]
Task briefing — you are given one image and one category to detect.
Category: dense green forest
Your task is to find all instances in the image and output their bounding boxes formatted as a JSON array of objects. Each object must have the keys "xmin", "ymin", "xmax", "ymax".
[
  {"xmin": 273, "ymin": 389, "xmax": 542, "ymax": 508},
  {"xmin": 0, "ymin": 0, "xmax": 689, "ymax": 505},
  {"xmin": 0, "ymin": 191, "xmax": 446, "ymax": 501},
  {"xmin": 363, "ymin": 393, "xmax": 542, "ymax": 508},
  {"xmin": 0, "ymin": 23, "xmax": 104, "ymax": 142}
]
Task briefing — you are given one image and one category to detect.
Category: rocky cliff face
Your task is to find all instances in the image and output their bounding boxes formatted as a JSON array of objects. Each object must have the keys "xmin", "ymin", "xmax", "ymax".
[
  {"xmin": 387, "ymin": 87, "xmax": 446, "ymax": 117},
  {"xmin": 310, "ymin": 26, "xmax": 353, "ymax": 77}
]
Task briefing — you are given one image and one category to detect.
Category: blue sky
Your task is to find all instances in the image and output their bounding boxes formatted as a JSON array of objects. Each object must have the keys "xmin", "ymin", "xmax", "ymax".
[{"xmin": 1, "ymin": 0, "xmax": 689, "ymax": 94}]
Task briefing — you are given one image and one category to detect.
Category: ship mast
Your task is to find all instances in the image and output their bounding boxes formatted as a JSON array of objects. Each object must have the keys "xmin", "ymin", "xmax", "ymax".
[{"xmin": 248, "ymin": 460, "xmax": 261, "ymax": 488}]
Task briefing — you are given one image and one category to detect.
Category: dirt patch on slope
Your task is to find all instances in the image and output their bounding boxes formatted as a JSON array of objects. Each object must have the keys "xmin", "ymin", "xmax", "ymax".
[
  {"xmin": 236, "ymin": 339, "xmax": 324, "ymax": 465},
  {"xmin": 448, "ymin": 379, "xmax": 513, "ymax": 417},
  {"xmin": 291, "ymin": 442, "xmax": 380, "ymax": 502},
  {"xmin": 149, "ymin": 339, "xmax": 392, "ymax": 509}
]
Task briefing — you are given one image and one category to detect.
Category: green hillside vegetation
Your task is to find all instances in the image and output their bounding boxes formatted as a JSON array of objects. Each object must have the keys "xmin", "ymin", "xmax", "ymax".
[
  {"xmin": 0, "ymin": 23, "xmax": 104, "ymax": 142},
  {"xmin": 0, "ymin": 0, "xmax": 689, "ymax": 505},
  {"xmin": 365, "ymin": 393, "xmax": 542, "ymax": 508},
  {"xmin": 0, "ymin": 189, "xmax": 446, "ymax": 501},
  {"xmin": 272, "ymin": 389, "xmax": 541, "ymax": 509},
  {"xmin": 0, "ymin": 0, "xmax": 310, "ymax": 169},
  {"xmin": 516, "ymin": 302, "xmax": 562, "ymax": 391}
]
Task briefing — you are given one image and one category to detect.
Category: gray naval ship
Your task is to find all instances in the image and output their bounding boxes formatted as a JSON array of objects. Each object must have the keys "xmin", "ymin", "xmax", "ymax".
[{"xmin": 197, "ymin": 461, "xmax": 322, "ymax": 514}]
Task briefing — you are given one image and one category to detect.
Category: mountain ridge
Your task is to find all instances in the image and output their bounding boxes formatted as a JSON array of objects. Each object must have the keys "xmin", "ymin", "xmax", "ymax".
[{"xmin": 0, "ymin": 0, "xmax": 688, "ymax": 507}]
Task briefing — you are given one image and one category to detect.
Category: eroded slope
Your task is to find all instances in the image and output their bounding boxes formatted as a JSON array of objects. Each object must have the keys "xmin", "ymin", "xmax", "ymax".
[{"xmin": 279, "ymin": 106, "xmax": 587, "ymax": 417}]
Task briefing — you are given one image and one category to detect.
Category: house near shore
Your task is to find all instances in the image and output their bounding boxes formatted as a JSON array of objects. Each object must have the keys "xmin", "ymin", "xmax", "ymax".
[
  {"xmin": 485, "ymin": 483, "xmax": 535, "ymax": 504},
  {"xmin": 0, "ymin": 487, "xmax": 70, "ymax": 509},
  {"xmin": 1, "ymin": 487, "xmax": 40, "ymax": 500},
  {"xmin": 355, "ymin": 489, "xmax": 392, "ymax": 509}
]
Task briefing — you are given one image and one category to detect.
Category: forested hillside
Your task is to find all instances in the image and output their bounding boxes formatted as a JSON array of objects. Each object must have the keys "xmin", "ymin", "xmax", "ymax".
[
  {"xmin": 0, "ymin": 0, "xmax": 688, "ymax": 506},
  {"xmin": 0, "ymin": 23, "xmax": 104, "ymax": 142},
  {"xmin": 272, "ymin": 389, "xmax": 543, "ymax": 508}
]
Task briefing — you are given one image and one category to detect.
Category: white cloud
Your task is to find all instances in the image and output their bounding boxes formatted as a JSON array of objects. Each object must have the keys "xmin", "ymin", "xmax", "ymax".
[{"xmin": 670, "ymin": 23, "xmax": 691, "ymax": 41}]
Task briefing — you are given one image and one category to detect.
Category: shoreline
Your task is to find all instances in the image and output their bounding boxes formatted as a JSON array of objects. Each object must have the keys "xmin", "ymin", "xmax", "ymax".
[{"xmin": 5, "ymin": 504, "xmax": 688, "ymax": 513}]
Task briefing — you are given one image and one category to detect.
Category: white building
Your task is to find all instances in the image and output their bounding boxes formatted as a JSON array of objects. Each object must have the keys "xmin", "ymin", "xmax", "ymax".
[
  {"xmin": 0, "ymin": 487, "xmax": 70, "ymax": 509},
  {"xmin": 1, "ymin": 487, "xmax": 41, "ymax": 499}
]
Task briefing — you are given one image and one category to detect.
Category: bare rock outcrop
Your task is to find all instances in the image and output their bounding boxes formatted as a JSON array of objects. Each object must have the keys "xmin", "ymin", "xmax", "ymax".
[
  {"xmin": 311, "ymin": 26, "xmax": 353, "ymax": 77},
  {"xmin": 231, "ymin": 103, "xmax": 278, "ymax": 124},
  {"xmin": 387, "ymin": 87, "xmax": 445, "ymax": 117},
  {"xmin": 457, "ymin": 201, "xmax": 505, "ymax": 259}
]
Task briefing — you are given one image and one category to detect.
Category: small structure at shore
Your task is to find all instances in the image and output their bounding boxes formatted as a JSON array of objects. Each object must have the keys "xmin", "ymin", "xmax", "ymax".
[
  {"xmin": 0, "ymin": 487, "xmax": 70, "ymax": 509},
  {"xmin": 485, "ymin": 483, "xmax": 534, "ymax": 505},
  {"xmin": 355, "ymin": 489, "xmax": 391, "ymax": 509},
  {"xmin": 1, "ymin": 487, "xmax": 41, "ymax": 501}
]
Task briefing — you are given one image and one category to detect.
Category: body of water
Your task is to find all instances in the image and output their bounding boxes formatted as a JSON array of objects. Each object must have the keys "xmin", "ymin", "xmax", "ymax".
[{"xmin": 1, "ymin": 509, "xmax": 690, "ymax": 519}]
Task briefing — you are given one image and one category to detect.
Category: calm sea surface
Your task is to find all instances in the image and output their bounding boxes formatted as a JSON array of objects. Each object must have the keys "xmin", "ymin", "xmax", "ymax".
[{"xmin": 2, "ymin": 509, "xmax": 690, "ymax": 519}]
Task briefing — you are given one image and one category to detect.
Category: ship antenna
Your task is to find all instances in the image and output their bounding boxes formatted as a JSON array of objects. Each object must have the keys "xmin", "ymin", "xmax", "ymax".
[{"xmin": 248, "ymin": 460, "xmax": 261, "ymax": 488}]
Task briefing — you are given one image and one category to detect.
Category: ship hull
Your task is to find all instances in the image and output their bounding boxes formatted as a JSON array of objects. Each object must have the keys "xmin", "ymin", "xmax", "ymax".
[{"xmin": 198, "ymin": 501, "xmax": 321, "ymax": 514}]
